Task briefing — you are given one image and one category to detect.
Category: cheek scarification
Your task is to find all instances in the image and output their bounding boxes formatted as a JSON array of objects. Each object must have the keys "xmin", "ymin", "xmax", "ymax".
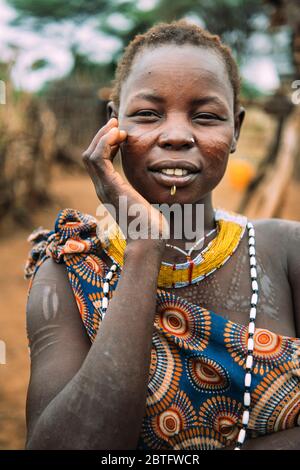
[
  {"xmin": 120, "ymin": 131, "xmax": 153, "ymax": 167},
  {"xmin": 120, "ymin": 123, "xmax": 233, "ymax": 190},
  {"xmin": 198, "ymin": 136, "xmax": 232, "ymax": 182},
  {"xmin": 200, "ymin": 136, "xmax": 232, "ymax": 163},
  {"xmin": 120, "ymin": 122, "xmax": 158, "ymax": 144}
]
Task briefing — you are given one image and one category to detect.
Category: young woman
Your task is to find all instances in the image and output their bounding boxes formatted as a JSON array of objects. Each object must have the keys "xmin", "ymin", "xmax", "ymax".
[{"xmin": 24, "ymin": 20, "xmax": 300, "ymax": 450}]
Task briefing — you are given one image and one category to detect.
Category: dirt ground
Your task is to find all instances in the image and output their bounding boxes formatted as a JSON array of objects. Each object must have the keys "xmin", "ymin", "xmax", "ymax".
[{"xmin": 1, "ymin": 108, "xmax": 300, "ymax": 449}]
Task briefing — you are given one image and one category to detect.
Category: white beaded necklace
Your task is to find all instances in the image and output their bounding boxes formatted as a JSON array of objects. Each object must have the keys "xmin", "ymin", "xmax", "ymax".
[
  {"xmin": 100, "ymin": 221, "xmax": 258, "ymax": 450},
  {"xmin": 164, "ymin": 227, "xmax": 217, "ymax": 260}
]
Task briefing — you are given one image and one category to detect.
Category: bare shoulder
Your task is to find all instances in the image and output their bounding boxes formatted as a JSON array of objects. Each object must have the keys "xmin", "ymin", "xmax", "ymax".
[
  {"xmin": 26, "ymin": 257, "xmax": 90, "ymax": 350},
  {"xmin": 26, "ymin": 257, "xmax": 91, "ymax": 440},
  {"xmin": 252, "ymin": 217, "xmax": 299, "ymax": 251},
  {"xmin": 252, "ymin": 217, "xmax": 300, "ymax": 240},
  {"xmin": 251, "ymin": 217, "xmax": 300, "ymax": 279},
  {"xmin": 251, "ymin": 217, "xmax": 300, "ymax": 237},
  {"xmin": 280, "ymin": 218, "xmax": 300, "ymax": 277}
]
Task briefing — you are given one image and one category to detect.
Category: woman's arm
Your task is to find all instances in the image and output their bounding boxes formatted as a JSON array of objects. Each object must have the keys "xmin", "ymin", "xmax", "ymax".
[
  {"xmin": 27, "ymin": 117, "xmax": 168, "ymax": 449},
  {"xmin": 26, "ymin": 239, "xmax": 165, "ymax": 450}
]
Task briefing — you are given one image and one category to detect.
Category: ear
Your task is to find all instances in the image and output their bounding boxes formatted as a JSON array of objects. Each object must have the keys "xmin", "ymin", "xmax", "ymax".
[
  {"xmin": 106, "ymin": 101, "xmax": 118, "ymax": 121},
  {"xmin": 230, "ymin": 106, "xmax": 246, "ymax": 154}
]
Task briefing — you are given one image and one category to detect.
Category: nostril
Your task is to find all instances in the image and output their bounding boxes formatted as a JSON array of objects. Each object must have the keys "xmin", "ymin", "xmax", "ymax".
[
  {"xmin": 158, "ymin": 135, "xmax": 196, "ymax": 150},
  {"xmin": 162, "ymin": 143, "xmax": 193, "ymax": 150}
]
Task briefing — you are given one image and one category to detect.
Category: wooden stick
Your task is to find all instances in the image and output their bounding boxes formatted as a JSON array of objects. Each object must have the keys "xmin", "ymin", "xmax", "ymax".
[{"xmin": 244, "ymin": 111, "xmax": 299, "ymax": 219}]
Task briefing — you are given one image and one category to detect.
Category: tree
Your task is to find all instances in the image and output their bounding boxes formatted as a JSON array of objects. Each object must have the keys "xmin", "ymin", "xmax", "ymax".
[{"xmin": 7, "ymin": 0, "xmax": 264, "ymax": 74}]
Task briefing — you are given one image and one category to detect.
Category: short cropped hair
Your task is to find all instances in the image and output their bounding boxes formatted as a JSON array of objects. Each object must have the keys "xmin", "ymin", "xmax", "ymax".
[{"xmin": 110, "ymin": 19, "xmax": 241, "ymax": 112}]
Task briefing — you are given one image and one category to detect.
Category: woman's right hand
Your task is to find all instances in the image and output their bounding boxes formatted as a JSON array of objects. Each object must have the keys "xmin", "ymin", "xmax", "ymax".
[{"xmin": 82, "ymin": 118, "xmax": 168, "ymax": 246}]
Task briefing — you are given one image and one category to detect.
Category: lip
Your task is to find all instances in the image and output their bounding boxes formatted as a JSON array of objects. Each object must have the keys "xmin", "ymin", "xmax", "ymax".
[
  {"xmin": 148, "ymin": 159, "xmax": 200, "ymax": 173},
  {"xmin": 149, "ymin": 170, "xmax": 199, "ymax": 188}
]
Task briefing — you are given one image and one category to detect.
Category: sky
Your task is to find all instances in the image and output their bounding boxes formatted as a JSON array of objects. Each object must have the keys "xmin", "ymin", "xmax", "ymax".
[{"xmin": 0, "ymin": 0, "xmax": 292, "ymax": 93}]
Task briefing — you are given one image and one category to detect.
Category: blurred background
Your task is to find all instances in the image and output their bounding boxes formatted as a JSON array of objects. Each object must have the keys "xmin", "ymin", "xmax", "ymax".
[{"xmin": 0, "ymin": 0, "xmax": 299, "ymax": 450}]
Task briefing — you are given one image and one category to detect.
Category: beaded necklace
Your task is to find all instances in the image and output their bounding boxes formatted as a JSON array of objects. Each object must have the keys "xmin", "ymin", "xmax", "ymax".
[
  {"xmin": 103, "ymin": 209, "xmax": 247, "ymax": 288},
  {"xmin": 100, "ymin": 218, "xmax": 259, "ymax": 450},
  {"xmin": 165, "ymin": 227, "xmax": 217, "ymax": 261}
]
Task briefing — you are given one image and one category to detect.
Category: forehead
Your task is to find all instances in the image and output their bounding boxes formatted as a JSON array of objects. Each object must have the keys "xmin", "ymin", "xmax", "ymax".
[{"xmin": 120, "ymin": 44, "xmax": 233, "ymax": 109}]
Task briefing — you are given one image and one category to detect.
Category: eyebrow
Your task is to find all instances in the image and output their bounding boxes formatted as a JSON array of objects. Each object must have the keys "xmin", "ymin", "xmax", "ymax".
[
  {"xmin": 130, "ymin": 92, "xmax": 165, "ymax": 103},
  {"xmin": 130, "ymin": 92, "xmax": 227, "ymax": 108}
]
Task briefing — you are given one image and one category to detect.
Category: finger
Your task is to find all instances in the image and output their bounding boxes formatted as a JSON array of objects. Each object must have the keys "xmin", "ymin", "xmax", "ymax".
[
  {"xmin": 83, "ymin": 118, "xmax": 118, "ymax": 156},
  {"xmin": 87, "ymin": 118, "xmax": 118, "ymax": 153},
  {"xmin": 108, "ymin": 130, "xmax": 127, "ymax": 159},
  {"xmin": 119, "ymin": 130, "xmax": 127, "ymax": 141},
  {"xmin": 105, "ymin": 127, "xmax": 127, "ymax": 146},
  {"xmin": 86, "ymin": 128, "xmax": 126, "ymax": 172}
]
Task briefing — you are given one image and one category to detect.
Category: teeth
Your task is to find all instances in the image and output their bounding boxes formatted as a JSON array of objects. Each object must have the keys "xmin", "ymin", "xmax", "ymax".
[
  {"xmin": 174, "ymin": 168, "xmax": 184, "ymax": 176},
  {"xmin": 160, "ymin": 168, "xmax": 189, "ymax": 176}
]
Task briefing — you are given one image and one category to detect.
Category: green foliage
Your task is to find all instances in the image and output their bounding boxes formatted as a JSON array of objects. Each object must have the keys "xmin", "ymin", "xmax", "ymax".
[
  {"xmin": 8, "ymin": 0, "xmax": 110, "ymax": 21},
  {"xmin": 241, "ymin": 80, "xmax": 266, "ymax": 100},
  {"xmin": 7, "ymin": 0, "xmax": 264, "ymax": 52},
  {"xmin": 6, "ymin": 0, "xmax": 268, "ymax": 88},
  {"xmin": 31, "ymin": 58, "xmax": 49, "ymax": 70}
]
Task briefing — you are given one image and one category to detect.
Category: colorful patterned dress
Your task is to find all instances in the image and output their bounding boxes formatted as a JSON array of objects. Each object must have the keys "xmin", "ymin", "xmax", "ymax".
[{"xmin": 25, "ymin": 208, "xmax": 300, "ymax": 450}]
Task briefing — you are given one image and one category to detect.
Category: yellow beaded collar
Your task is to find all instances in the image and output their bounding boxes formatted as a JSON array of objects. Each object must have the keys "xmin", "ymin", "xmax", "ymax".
[{"xmin": 101, "ymin": 209, "xmax": 247, "ymax": 288}]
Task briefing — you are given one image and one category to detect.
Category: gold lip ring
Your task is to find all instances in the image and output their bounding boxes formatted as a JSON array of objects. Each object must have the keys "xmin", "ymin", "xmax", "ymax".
[{"xmin": 170, "ymin": 185, "xmax": 176, "ymax": 196}]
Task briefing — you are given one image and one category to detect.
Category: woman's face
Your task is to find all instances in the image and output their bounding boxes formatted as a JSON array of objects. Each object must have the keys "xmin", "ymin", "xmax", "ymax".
[{"xmin": 112, "ymin": 44, "xmax": 244, "ymax": 205}]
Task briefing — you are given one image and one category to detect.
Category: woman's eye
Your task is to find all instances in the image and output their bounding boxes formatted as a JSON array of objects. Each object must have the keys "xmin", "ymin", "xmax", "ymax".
[
  {"xmin": 134, "ymin": 111, "xmax": 159, "ymax": 118},
  {"xmin": 194, "ymin": 113, "xmax": 220, "ymax": 120}
]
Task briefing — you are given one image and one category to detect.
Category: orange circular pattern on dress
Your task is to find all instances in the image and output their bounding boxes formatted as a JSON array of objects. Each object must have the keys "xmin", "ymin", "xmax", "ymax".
[
  {"xmin": 68, "ymin": 254, "xmax": 106, "ymax": 287},
  {"xmin": 142, "ymin": 390, "xmax": 198, "ymax": 449},
  {"xmin": 224, "ymin": 322, "xmax": 292, "ymax": 375},
  {"xmin": 65, "ymin": 221, "xmax": 82, "ymax": 227},
  {"xmin": 254, "ymin": 329, "xmax": 281, "ymax": 355},
  {"xmin": 187, "ymin": 356, "xmax": 230, "ymax": 393},
  {"xmin": 146, "ymin": 331, "xmax": 182, "ymax": 415},
  {"xmin": 85, "ymin": 255, "xmax": 103, "ymax": 274},
  {"xmin": 158, "ymin": 410, "xmax": 182, "ymax": 437},
  {"xmin": 64, "ymin": 238, "xmax": 88, "ymax": 253},
  {"xmin": 149, "ymin": 348, "xmax": 158, "ymax": 382},
  {"xmin": 198, "ymin": 396, "xmax": 242, "ymax": 443},
  {"xmin": 217, "ymin": 417, "xmax": 239, "ymax": 441},
  {"xmin": 249, "ymin": 362, "xmax": 300, "ymax": 434},
  {"xmin": 161, "ymin": 308, "xmax": 188, "ymax": 336},
  {"xmin": 155, "ymin": 294, "xmax": 211, "ymax": 352},
  {"xmin": 196, "ymin": 362, "xmax": 223, "ymax": 385},
  {"xmin": 75, "ymin": 293, "xmax": 85, "ymax": 317},
  {"xmin": 169, "ymin": 426, "xmax": 226, "ymax": 450},
  {"xmin": 68, "ymin": 272, "xmax": 89, "ymax": 322}
]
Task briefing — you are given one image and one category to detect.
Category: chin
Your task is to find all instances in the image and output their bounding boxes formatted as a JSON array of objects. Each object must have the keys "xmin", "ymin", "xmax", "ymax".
[{"xmin": 140, "ymin": 187, "xmax": 205, "ymax": 206}]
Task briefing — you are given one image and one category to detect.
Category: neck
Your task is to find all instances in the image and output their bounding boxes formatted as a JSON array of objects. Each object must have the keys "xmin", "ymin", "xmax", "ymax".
[
  {"xmin": 105, "ymin": 203, "xmax": 247, "ymax": 283},
  {"xmin": 167, "ymin": 193, "xmax": 215, "ymax": 246}
]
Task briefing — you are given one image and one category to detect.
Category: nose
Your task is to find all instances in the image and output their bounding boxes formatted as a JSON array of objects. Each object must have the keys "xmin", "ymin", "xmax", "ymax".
[{"xmin": 158, "ymin": 128, "xmax": 196, "ymax": 151}]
